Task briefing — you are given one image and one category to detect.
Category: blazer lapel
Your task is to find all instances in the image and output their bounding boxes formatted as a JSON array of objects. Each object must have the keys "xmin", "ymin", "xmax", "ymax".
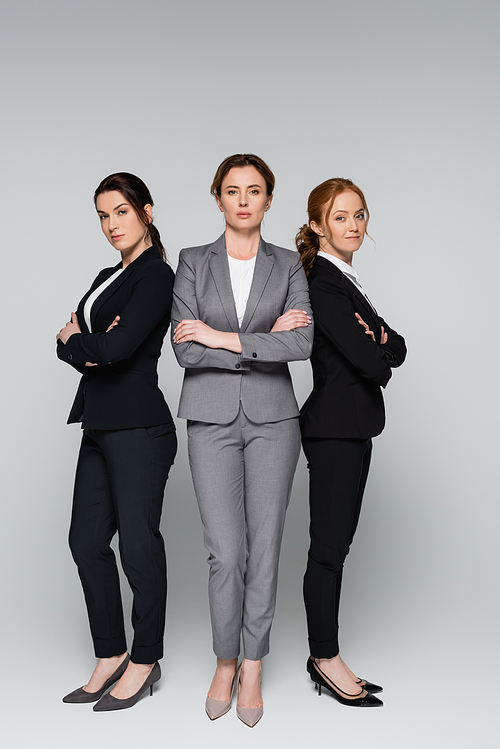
[
  {"xmin": 75, "ymin": 264, "xmax": 121, "ymax": 333},
  {"xmin": 346, "ymin": 277, "xmax": 379, "ymax": 319},
  {"xmin": 240, "ymin": 238, "xmax": 274, "ymax": 332},
  {"xmin": 209, "ymin": 234, "xmax": 239, "ymax": 332},
  {"xmin": 315, "ymin": 256, "xmax": 381, "ymax": 330},
  {"xmin": 88, "ymin": 264, "xmax": 130, "ymax": 329},
  {"xmin": 87, "ymin": 246, "xmax": 161, "ymax": 330}
]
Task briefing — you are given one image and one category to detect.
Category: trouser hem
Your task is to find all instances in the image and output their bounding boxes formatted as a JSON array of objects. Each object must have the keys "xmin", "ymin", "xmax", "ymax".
[
  {"xmin": 94, "ymin": 632, "xmax": 127, "ymax": 659},
  {"xmin": 308, "ymin": 637, "xmax": 340, "ymax": 659},
  {"xmin": 131, "ymin": 641, "xmax": 164, "ymax": 664}
]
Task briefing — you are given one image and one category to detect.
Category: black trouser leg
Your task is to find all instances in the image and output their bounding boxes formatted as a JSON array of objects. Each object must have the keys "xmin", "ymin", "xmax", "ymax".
[
  {"xmin": 69, "ymin": 425, "xmax": 177, "ymax": 663},
  {"xmin": 302, "ymin": 437, "xmax": 372, "ymax": 659}
]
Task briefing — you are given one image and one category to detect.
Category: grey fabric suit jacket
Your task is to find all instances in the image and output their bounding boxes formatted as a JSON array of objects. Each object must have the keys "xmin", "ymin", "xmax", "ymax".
[{"xmin": 171, "ymin": 234, "xmax": 314, "ymax": 424}]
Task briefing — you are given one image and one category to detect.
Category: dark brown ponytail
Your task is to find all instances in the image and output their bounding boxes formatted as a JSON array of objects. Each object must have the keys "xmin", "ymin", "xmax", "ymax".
[{"xmin": 94, "ymin": 172, "xmax": 168, "ymax": 263}]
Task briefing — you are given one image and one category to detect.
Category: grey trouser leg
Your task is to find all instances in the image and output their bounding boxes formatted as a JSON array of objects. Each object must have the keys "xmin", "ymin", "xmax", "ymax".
[{"xmin": 188, "ymin": 407, "xmax": 300, "ymax": 661}]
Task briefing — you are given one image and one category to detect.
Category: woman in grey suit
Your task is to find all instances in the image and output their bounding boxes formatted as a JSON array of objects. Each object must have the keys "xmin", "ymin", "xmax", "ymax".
[{"xmin": 172, "ymin": 154, "xmax": 313, "ymax": 727}]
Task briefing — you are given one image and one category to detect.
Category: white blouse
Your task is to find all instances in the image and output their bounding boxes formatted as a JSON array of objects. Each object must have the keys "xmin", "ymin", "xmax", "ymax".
[
  {"xmin": 83, "ymin": 267, "xmax": 124, "ymax": 332},
  {"xmin": 227, "ymin": 253, "xmax": 257, "ymax": 326}
]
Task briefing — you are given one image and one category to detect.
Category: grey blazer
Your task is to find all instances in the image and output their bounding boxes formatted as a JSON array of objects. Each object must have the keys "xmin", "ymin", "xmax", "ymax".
[{"xmin": 171, "ymin": 234, "xmax": 313, "ymax": 424}]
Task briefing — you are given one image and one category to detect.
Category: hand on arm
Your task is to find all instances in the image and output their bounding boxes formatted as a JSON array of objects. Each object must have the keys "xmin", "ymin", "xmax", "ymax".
[
  {"xmin": 238, "ymin": 257, "xmax": 314, "ymax": 363},
  {"xmin": 85, "ymin": 316, "xmax": 121, "ymax": 366},
  {"xmin": 61, "ymin": 265, "xmax": 174, "ymax": 366},
  {"xmin": 56, "ymin": 312, "xmax": 81, "ymax": 345},
  {"xmin": 355, "ymin": 313, "xmax": 388, "ymax": 344},
  {"xmin": 171, "ymin": 250, "xmax": 249, "ymax": 369},
  {"xmin": 173, "ymin": 319, "xmax": 242, "ymax": 353},
  {"xmin": 311, "ymin": 274, "xmax": 391, "ymax": 385},
  {"xmin": 271, "ymin": 309, "xmax": 312, "ymax": 332}
]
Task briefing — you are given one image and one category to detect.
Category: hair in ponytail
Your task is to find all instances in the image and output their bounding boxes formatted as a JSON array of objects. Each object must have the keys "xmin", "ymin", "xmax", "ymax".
[
  {"xmin": 94, "ymin": 172, "xmax": 168, "ymax": 263},
  {"xmin": 296, "ymin": 178, "xmax": 370, "ymax": 275},
  {"xmin": 295, "ymin": 223, "xmax": 321, "ymax": 276}
]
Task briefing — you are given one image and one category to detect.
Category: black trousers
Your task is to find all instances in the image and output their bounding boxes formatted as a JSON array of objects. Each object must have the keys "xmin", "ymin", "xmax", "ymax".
[
  {"xmin": 69, "ymin": 424, "xmax": 177, "ymax": 664},
  {"xmin": 302, "ymin": 437, "xmax": 372, "ymax": 659}
]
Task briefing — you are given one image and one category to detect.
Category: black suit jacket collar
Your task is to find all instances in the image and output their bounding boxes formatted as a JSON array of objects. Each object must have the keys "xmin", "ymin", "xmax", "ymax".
[
  {"xmin": 312, "ymin": 254, "xmax": 378, "ymax": 320},
  {"xmin": 78, "ymin": 245, "xmax": 162, "ymax": 334}
]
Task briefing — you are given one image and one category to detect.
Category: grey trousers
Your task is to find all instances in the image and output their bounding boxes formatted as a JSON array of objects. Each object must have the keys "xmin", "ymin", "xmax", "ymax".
[{"xmin": 187, "ymin": 406, "xmax": 301, "ymax": 661}]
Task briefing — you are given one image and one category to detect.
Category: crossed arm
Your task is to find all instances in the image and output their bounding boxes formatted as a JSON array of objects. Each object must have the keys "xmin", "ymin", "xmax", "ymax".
[
  {"xmin": 172, "ymin": 308, "xmax": 311, "ymax": 351},
  {"xmin": 57, "ymin": 313, "xmax": 120, "ymax": 366},
  {"xmin": 171, "ymin": 251, "xmax": 314, "ymax": 369},
  {"xmin": 56, "ymin": 266, "xmax": 174, "ymax": 367}
]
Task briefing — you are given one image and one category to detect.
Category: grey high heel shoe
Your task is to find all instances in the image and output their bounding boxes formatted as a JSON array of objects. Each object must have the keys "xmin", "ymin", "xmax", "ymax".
[
  {"xmin": 93, "ymin": 662, "xmax": 161, "ymax": 712},
  {"xmin": 236, "ymin": 664, "xmax": 263, "ymax": 728},
  {"xmin": 62, "ymin": 654, "xmax": 130, "ymax": 704},
  {"xmin": 205, "ymin": 667, "xmax": 238, "ymax": 720}
]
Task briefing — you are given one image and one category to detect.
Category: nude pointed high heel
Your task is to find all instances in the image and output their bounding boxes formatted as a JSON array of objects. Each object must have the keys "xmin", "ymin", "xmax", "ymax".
[
  {"xmin": 205, "ymin": 667, "xmax": 238, "ymax": 720},
  {"xmin": 236, "ymin": 664, "xmax": 263, "ymax": 728}
]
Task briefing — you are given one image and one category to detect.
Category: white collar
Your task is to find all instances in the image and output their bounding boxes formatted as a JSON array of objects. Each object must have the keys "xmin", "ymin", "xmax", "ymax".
[{"xmin": 317, "ymin": 251, "xmax": 360, "ymax": 282}]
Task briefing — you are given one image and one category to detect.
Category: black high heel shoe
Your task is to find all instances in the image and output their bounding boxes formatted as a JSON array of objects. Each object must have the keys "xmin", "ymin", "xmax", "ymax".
[
  {"xmin": 93, "ymin": 662, "xmax": 161, "ymax": 712},
  {"xmin": 306, "ymin": 657, "xmax": 383, "ymax": 707},
  {"xmin": 62, "ymin": 654, "xmax": 130, "ymax": 704},
  {"xmin": 307, "ymin": 657, "xmax": 383, "ymax": 694},
  {"xmin": 356, "ymin": 678, "xmax": 383, "ymax": 694}
]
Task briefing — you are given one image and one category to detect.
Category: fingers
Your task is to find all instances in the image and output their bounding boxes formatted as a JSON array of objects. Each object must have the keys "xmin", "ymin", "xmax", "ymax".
[
  {"xmin": 71, "ymin": 312, "xmax": 78, "ymax": 323},
  {"xmin": 355, "ymin": 312, "xmax": 377, "ymax": 341},
  {"xmin": 355, "ymin": 313, "xmax": 369, "ymax": 330},
  {"xmin": 285, "ymin": 309, "xmax": 312, "ymax": 321},
  {"xmin": 175, "ymin": 333, "xmax": 196, "ymax": 343},
  {"xmin": 173, "ymin": 319, "xmax": 200, "ymax": 343},
  {"xmin": 106, "ymin": 315, "xmax": 120, "ymax": 333},
  {"xmin": 275, "ymin": 309, "xmax": 312, "ymax": 330},
  {"xmin": 380, "ymin": 326, "xmax": 388, "ymax": 344}
]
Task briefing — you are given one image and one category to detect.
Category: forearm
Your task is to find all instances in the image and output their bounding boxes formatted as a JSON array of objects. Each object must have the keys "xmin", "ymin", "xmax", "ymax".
[
  {"xmin": 60, "ymin": 330, "xmax": 123, "ymax": 366},
  {"xmin": 211, "ymin": 330, "xmax": 242, "ymax": 353},
  {"xmin": 382, "ymin": 334, "xmax": 406, "ymax": 367},
  {"xmin": 56, "ymin": 339, "xmax": 91, "ymax": 376},
  {"xmin": 172, "ymin": 337, "xmax": 249, "ymax": 370},
  {"xmin": 239, "ymin": 326, "xmax": 313, "ymax": 363}
]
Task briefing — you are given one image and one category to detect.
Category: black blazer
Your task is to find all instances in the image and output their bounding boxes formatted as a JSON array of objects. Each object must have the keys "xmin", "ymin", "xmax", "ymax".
[
  {"xmin": 300, "ymin": 256, "xmax": 406, "ymax": 439},
  {"xmin": 57, "ymin": 246, "xmax": 175, "ymax": 430}
]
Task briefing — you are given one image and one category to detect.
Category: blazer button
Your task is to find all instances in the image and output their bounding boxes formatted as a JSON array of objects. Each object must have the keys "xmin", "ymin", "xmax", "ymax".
[
  {"xmin": 67, "ymin": 354, "xmax": 73, "ymax": 361},
  {"xmin": 235, "ymin": 363, "xmax": 241, "ymax": 369},
  {"xmin": 252, "ymin": 352, "xmax": 257, "ymax": 358}
]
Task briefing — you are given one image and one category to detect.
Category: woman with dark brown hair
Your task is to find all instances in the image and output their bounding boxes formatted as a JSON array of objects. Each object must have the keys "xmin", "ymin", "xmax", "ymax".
[
  {"xmin": 296, "ymin": 178, "xmax": 406, "ymax": 708},
  {"xmin": 56, "ymin": 173, "xmax": 177, "ymax": 711},
  {"xmin": 172, "ymin": 154, "xmax": 313, "ymax": 726}
]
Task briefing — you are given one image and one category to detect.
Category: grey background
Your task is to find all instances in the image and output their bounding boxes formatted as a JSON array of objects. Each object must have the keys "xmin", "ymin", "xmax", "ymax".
[{"xmin": 1, "ymin": 1, "xmax": 498, "ymax": 746}]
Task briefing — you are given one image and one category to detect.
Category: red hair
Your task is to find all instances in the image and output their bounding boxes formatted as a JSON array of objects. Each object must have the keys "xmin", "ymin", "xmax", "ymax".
[{"xmin": 296, "ymin": 178, "xmax": 369, "ymax": 275}]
